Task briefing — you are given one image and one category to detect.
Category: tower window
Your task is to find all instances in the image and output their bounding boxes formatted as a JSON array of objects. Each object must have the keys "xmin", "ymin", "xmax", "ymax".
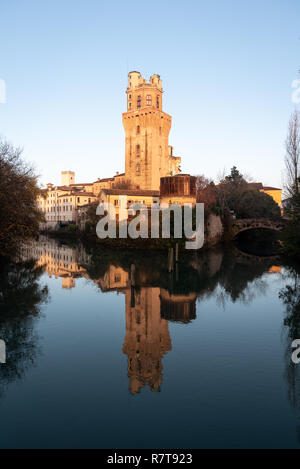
[
  {"xmin": 156, "ymin": 95, "xmax": 159, "ymax": 109},
  {"xmin": 129, "ymin": 94, "xmax": 132, "ymax": 99},
  {"xmin": 136, "ymin": 144, "xmax": 140, "ymax": 156},
  {"xmin": 136, "ymin": 310, "xmax": 141, "ymax": 323},
  {"xmin": 136, "ymin": 125, "xmax": 140, "ymax": 134},
  {"xmin": 129, "ymin": 102, "xmax": 132, "ymax": 109},
  {"xmin": 146, "ymin": 95, "xmax": 152, "ymax": 106},
  {"xmin": 137, "ymin": 95, "xmax": 141, "ymax": 108}
]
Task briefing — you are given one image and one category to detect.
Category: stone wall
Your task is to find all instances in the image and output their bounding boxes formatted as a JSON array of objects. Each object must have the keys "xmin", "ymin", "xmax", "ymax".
[{"xmin": 205, "ymin": 214, "xmax": 224, "ymax": 248}]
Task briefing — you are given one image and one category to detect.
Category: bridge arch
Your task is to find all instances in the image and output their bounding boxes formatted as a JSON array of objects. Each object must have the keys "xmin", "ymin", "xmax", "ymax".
[{"xmin": 232, "ymin": 219, "xmax": 286, "ymax": 237}]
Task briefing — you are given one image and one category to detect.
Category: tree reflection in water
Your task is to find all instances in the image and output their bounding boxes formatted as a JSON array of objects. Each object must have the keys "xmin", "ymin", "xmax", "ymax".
[
  {"xmin": 0, "ymin": 259, "xmax": 48, "ymax": 398},
  {"xmin": 279, "ymin": 264, "xmax": 300, "ymax": 441},
  {"xmin": 21, "ymin": 237, "xmax": 283, "ymax": 394},
  {"xmin": 12, "ymin": 236, "xmax": 286, "ymax": 395}
]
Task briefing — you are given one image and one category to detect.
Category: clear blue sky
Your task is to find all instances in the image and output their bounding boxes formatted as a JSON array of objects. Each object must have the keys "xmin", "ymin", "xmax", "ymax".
[{"xmin": 0, "ymin": 0, "xmax": 299, "ymax": 187}]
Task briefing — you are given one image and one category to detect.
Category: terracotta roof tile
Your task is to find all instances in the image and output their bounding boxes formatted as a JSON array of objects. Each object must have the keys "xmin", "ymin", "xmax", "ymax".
[{"xmin": 101, "ymin": 189, "xmax": 160, "ymax": 196}]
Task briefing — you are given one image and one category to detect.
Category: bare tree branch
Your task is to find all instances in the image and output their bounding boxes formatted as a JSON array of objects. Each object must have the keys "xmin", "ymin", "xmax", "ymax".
[{"xmin": 285, "ymin": 110, "xmax": 300, "ymax": 198}]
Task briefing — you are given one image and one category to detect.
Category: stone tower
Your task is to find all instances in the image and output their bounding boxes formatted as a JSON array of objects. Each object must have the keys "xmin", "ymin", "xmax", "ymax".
[
  {"xmin": 122, "ymin": 72, "xmax": 181, "ymax": 191},
  {"xmin": 61, "ymin": 171, "xmax": 75, "ymax": 186}
]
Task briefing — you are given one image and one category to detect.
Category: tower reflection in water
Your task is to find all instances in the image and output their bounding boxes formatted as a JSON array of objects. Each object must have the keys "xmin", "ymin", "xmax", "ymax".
[
  {"xmin": 21, "ymin": 236, "xmax": 283, "ymax": 395},
  {"xmin": 21, "ymin": 237, "xmax": 200, "ymax": 394},
  {"xmin": 92, "ymin": 264, "xmax": 197, "ymax": 394},
  {"xmin": 123, "ymin": 287, "xmax": 172, "ymax": 394}
]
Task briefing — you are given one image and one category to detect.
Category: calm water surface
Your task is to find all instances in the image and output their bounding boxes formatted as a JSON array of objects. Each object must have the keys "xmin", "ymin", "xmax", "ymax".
[{"xmin": 0, "ymin": 236, "xmax": 300, "ymax": 449}]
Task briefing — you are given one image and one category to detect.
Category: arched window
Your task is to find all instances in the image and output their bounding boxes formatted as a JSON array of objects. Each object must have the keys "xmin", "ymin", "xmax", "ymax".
[
  {"xmin": 136, "ymin": 144, "xmax": 140, "ymax": 156},
  {"xmin": 136, "ymin": 163, "xmax": 141, "ymax": 173},
  {"xmin": 137, "ymin": 95, "xmax": 141, "ymax": 108},
  {"xmin": 156, "ymin": 95, "xmax": 160, "ymax": 109},
  {"xmin": 136, "ymin": 125, "xmax": 140, "ymax": 134},
  {"xmin": 146, "ymin": 95, "xmax": 152, "ymax": 106},
  {"xmin": 128, "ymin": 102, "xmax": 132, "ymax": 109}
]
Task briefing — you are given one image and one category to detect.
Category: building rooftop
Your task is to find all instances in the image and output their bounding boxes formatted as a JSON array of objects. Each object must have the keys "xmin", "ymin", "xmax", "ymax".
[
  {"xmin": 75, "ymin": 192, "xmax": 96, "ymax": 197},
  {"xmin": 101, "ymin": 189, "xmax": 160, "ymax": 197},
  {"xmin": 76, "ymin": 201, "xmax": 98, "ymax": 209},
  {"xmin": 248, "ymin": 183, "xmax": 263, "ymax": 189},
  {"xmin": 58, "ymin": 191, "xmax": 96, "ymax": 198},
  {"xmin": 98, "ymin": 177, "xmax": 115, "ymax": 182},
  {"xmin": 262, "ymin": 186, "xmax": 281, "ymax": 191},
  {"xmin": 55, "ymin": 186, "xmax": 76, "ymax": 191},
  {"xmin": 70, "ymin": 183, "xmax": 93, "ymax": 186}
]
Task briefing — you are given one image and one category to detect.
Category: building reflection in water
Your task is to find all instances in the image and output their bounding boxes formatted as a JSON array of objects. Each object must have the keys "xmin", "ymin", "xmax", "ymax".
[
  {"xmin": 21, "ymin": 236, "xmax": 91, "ymax": 289},
  {"xmin": 21, "ymin": 236, "xmax": 281, "ymax": 395},
  {"xmin": 160, "ymin": 290, "xmax": 197, "ymax": 324},
  {"xmin": 21, "ymin": 237, "xmax": 199, "ymax": 394},
  {"xmin": 92, "ymin": 264, "xmax": 197, "ymax": 394}
]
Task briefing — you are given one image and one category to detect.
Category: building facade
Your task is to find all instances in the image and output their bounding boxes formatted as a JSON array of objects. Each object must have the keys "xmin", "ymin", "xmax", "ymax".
[
  {"xmin": 37, "ymin": 172, "xmax": 97, "ymax": 229},
  {"xmin": 260, "ymin": 186, "xmax": 282, "ymax": 208},
  {"xmin": 98, "ymin": 188, "xmax": 160, "ymax": 222},
  {"xmin": 160, "ymin": 174, "xmax": 197, "ymax": 206}
]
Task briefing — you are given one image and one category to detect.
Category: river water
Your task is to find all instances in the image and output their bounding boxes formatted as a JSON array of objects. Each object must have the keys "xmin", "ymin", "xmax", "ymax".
[{"xmin": 0, "ymin": 235, "xmax": 300, "ymax": 449}]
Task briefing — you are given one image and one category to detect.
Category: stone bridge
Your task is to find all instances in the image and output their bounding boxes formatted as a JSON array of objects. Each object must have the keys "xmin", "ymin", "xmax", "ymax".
[
  {"xmin": 232, "ymin": 246, "xmax": 280, "ymax": 264},
  {"xmin": 232, "ymin": 218, "xmax": 287, "ymax": 237}
]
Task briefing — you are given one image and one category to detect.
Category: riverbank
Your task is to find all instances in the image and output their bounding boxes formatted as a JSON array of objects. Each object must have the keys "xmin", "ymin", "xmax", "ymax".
[
  {"xmin": 41, "ymin": 228, "xmax": 188, "ymax": 252},
  {"xmin": 41, "ymin": 213, "xmax": 225, "ymax": 252}
]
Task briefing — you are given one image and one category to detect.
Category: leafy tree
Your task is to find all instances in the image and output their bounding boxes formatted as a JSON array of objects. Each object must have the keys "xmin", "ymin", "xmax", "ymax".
[
  {"xmin": 217, "ymin": 167, "xmax": 247, "ymax": 214},
  {"xmin": 83, "ymin": 202, "xmax": 99, "ymax": 233},
  {"xmin": 217, "ymin": 166, "xmax": 280, "ymax": 219},
  {"xmin": 224, "ymin": 166, "xmax": 245, "ymax": 186},
  {"xmin": 234, "ymin": 189, "xmax": 281, "ymax": 219}
]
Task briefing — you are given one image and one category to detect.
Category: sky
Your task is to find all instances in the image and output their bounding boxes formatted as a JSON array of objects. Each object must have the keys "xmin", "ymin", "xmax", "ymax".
[{"xmin": 0, "ymin": 0, "xmax": 299, "ymax": 188}]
